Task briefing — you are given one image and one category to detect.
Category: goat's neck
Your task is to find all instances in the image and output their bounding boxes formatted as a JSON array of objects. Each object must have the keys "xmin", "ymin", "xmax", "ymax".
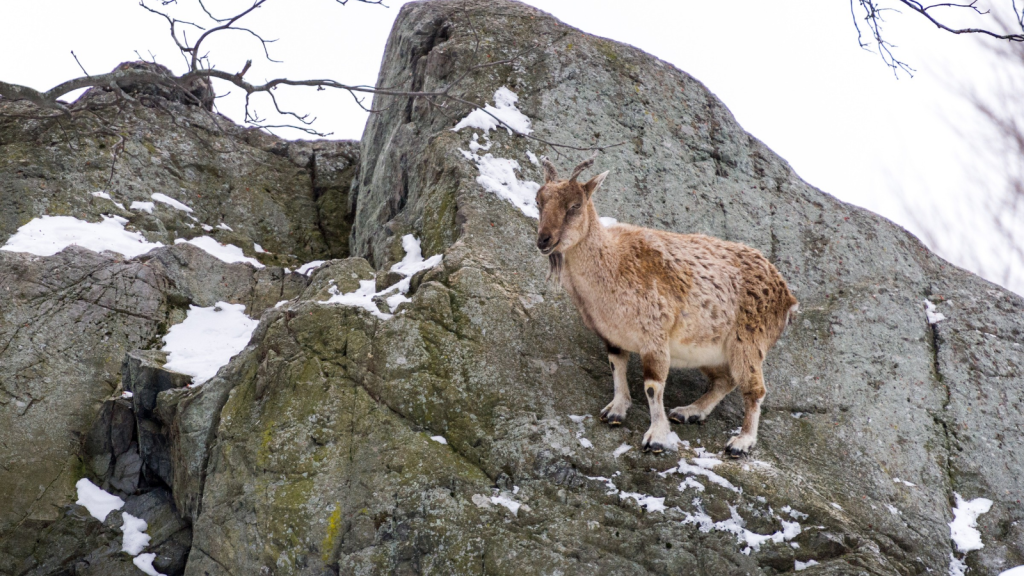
[{"xmin": 563, "ymin": 206, "xmax": 615, "ymax": 285}]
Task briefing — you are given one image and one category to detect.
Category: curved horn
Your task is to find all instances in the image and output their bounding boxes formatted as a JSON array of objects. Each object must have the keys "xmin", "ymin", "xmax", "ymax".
[
  {"xmin": 541, "ymin": 158, "xmax": 559, "ymax": 183},
  {"xmin": 569, "ymin": 152, "xmax": 598, "ymax": 182}
]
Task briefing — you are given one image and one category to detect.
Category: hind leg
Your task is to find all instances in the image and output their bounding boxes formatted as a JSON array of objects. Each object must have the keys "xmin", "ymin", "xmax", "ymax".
[
  {"xmin": 640, "ymin": 346, "xmax": 674, "ymax": 454},
  {"xmin": 599, "ymin": 342, "xmax": 631, "ymax": 426},
  {"xmin": 669, "ymin": 367, "xmax": 735, "ymax": 425},
  {"xmin": 725, "ymin": 350, "xmax": 766, "ymax": 458}
]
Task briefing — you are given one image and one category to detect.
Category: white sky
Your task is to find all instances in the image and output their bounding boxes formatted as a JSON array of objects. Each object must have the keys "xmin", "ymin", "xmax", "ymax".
[{"xmin": 1, "ymin": 0, "xmax": 1020, "ymax": 294}]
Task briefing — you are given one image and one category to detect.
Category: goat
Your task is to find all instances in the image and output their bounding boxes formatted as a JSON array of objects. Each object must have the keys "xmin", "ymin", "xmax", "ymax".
[{"xmin": 535, "ymin": 156, "xmax": 798, "ymax": 456}]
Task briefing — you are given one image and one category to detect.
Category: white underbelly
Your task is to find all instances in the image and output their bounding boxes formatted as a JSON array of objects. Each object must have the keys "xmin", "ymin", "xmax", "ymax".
[{"xmin": 669, "ymin": 341, "xmax": 726, "ymax": 369}]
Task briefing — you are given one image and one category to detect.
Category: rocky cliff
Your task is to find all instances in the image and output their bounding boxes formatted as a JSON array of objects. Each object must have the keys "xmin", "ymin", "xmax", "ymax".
[{"xmin": 2, "ymin": 1, "xmax": 1023, "ymax": 575}]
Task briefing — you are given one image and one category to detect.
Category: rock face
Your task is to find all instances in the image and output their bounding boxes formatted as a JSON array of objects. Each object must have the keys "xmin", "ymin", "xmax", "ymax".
[{"xmin": 2, "ymin": 1, "xmax": 1023, "ymax": 575}]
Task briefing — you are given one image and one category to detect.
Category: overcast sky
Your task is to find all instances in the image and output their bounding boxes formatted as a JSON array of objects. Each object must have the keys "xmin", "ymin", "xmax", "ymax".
[{"xmin": 2, "ymin": 0, "xmax": 1020, "ymax": 294}]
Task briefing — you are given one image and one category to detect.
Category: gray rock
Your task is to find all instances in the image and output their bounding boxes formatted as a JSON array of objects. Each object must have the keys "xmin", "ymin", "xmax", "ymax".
[{"xmin": 186, "ymin": 1, "xmax": 1023, "ymax": 574}]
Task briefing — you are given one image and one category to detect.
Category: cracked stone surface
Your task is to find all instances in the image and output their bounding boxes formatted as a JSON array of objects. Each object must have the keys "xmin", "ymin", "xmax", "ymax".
[
  {"xmin": 2, "ymin": 1, "xmax": 1024, "ymax": 574},
  {"xmin": 179, "ymin": 1, "xmax": 1023, "ymax": 574}
]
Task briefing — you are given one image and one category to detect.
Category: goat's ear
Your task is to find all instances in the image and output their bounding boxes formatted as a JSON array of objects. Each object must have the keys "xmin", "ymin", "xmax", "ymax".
[
  {"xmin": 584, "ymin": 171, "xmax": 609, "ymax": 198},
  {"xmin": 541, "ymin": 158, "xmax": 559, "ymax": 183}
]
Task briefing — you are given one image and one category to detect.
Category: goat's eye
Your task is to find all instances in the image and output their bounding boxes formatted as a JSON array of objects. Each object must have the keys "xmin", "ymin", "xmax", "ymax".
[{"xmin": 569, "ymin": 203, "xmax": 581, "ymax": 212}]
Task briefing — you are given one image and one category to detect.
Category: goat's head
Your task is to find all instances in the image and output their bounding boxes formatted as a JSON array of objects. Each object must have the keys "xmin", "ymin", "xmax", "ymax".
[{"xmin": 535, "ymin": 155, "xmax": 608, "ymax": 256}]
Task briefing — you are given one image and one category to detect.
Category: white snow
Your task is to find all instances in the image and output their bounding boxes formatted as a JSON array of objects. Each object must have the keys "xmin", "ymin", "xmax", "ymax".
[
  {"xmin": 780, "ymin": 505, "xmax": 809, "ymax": 520},
  {"xmin": 430, "ymin": 435, "xmax": 448, "ymax": 445},
  {"xmin": 831, "ymin": 502, "xmax": 843, "ymax": 510},
  {"xmin": 161, "ymin": 302, "xmax": 258, "ymax": 386},
  {"xmin": 460, "ymin": 147, "xmax": 540, "ymax": 219},
  {"xmin": 452, "ymin": 87, "xmax": 533, "ymax": 136},
  {"xmin": 131, "ymin": 201, "xmax": 155, "ymax": 213},
  {"xmin": 886, "ymin": 504, "xmax": 900, "ymax": 515},
  {"xmin": 949, "ymin": 493, "xmax": 993, "ymax": 553},
  {"xmin": 599, "ymin": 216, "xmax": 618, "ymax": 227},
  {"xmin": 950, "ymin": 554, "xmax": 968, "ymax": 576},
  {"xmin": 620, "ymin": 492, "xmax": 666, "ymax": 513},
  {"xmin": 296, "ymin": 260, "xmax": 326, "ymax": 275},
  {"xmin": 999, "ymin": 567, "xmax": 1024, "ymax": 576},
  {"xmin": 121, "ymin": 512, "xmax": 150, "ymax": 555},
  {"xmin": 578, "ymin": 437, "xmax": 593, "ymax": 449},
  {"xmin": 675, "ymin": 459, "xmax": 740, "ymax": 492},
  {"xmin": 274, "ymin": 300, "xmax": 289, "ymax": 308},
  {"xmin": 490, "ymin": 494, "xmax": 521, "ymax": 516},
  {"xmin": 795, "ymin": 559, "xmax": 819, "ymax": 571},
  {"xmin": 217, "ymin": 222, "xmax": 233, "ymax": 231},
  {"xmin": 121, "ymin": 391, "xmax": 134, "ymax": 399},
  {"xmin": 133, "ymin": 553, "xmax": 166, "ymax": 576},
  {"xmin": 679, "ymin": 477, "xmax": 706, "ymax": 492},
  {"xmin": 254, "ymin": 243, "xmax": 266, "ymax": 253},
  {"xmin": 683, "ymin": 503, "xmax": 801, "ymax": 555},
  {"xmin": 526, "ymin": 150, "xmax": 539, "ymax": 165},
  {"xmin": 613, "ymin": 443, "xmax": 632, "ymax": 458},
  {"xmin": 151, "ymin": 192, "xmax": 193, "ymax": 212},
  {"xmin": 568, "ymin": 415, "xmax": 590, "ymax": 423},
  {"xmin": 324, "ymin": 280, "xmax": 390, "ymax": 320},
  {"xmin": 893, "ymin": 477, "xmax": 917, "ymax": 487},
  {"xmin": 91, "ymin": 191, "xmax": 111, "ymax": 199},
  {"xmin": 320, "ymin": 235, "xmax": 442, "ymax": 320},
  {"xmin": 75, "ymin": 478, "xmax": 124, "ymax": 521},
  {"xmin": 1, "ymin": 215, "xmax": 163, "ymax": 258},
  {"xmin": 174, "ymin": 236, "xmax": 264, "ymax": 268},
  {"xmin": 925, "ymin": 299, "xmax": 947, "ymax": 324}
]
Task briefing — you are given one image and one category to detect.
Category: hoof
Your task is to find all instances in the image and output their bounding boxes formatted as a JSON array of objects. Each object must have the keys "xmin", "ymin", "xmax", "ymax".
[
  {"xmin": 641, "ymin": 441, "xmax": 666, "ymax": 454},
  {"xmin": 668, "ymin": 407, "xmax": 705, "ymax": 425},
  {"xmin": 600, "ymin": 405, "xmax": 627, "ymax": 426},
  {"xmin": 725, "ymin": 446, "xmax": 748, "ymax": 459},
  {"xmin": 725, "ymin": 434, "xmax": 756, "ymax": 458}
]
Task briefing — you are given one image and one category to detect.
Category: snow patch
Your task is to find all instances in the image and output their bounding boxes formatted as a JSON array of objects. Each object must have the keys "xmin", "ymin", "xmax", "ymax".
[
  {"xmin": 151, "ymin": 192, "xmax": 193, "ymax": 212},
  {"xmin": 578, "ymin": 437, "xmax": 593, "ymax": 449},
  {"xmin": 795, "ymin": 559, "xmax": 819, "ymax": 571},
  {"xmin": 679, "ymin": 477, "xmax": 706, "ymax": 492},
  {"xmin": 925, "ymin": 299, "xmax": 947, "ymax": 324},
  {"xmin": 296, "ymin": 260, "xmax": 326, "ymax": 275},
  {"xmin": 893, "ymin": 477, "xmax": 916, "ymax": 487},
  {"xmin": 452, "ymin": 87, "xmax": 532, "ymax": 136},
  {"xmin": 612, "ymin": 443, "xmax": 632, "ymax": 458},
  {"xmin": 133, "ymin": 553, "xmax": 166, "ymax": 576},
  {"xmin": 217, "ymin": 222, "xmax": 233, "ymax": 231},
  {"xmin": 490, "ymin": 493, "xmax": 522, "ymax": 516},
  {"xmin": 1, "ymin": 215, "xmax": 163, "ymax": 258},
  {"xmin": 950, "ymin": 554, "xmax": 968, "ymax": 576},
  {"xmin": 526, "ymin": 150, "xmax": 539, "ymax": 165},
  {"xmin": 568, "ymin": 414, "xmax": 590, "ymax": 423},
  {"xmin": 254, "ymin": 243, "xmax": 266, "ymax": 253},
  {"xmin": 949, "ymin": 493, "xmax": 993, "ymax": 553},
  {"xmin": 998, "ymin": 566, "xmax": 1024, "ymax": 576},
  {"xmin": 459, "ymin": 146, "xmax": 540, "ymax": 219},
  {"xmin": 430, "ymin": 436, "xmax": 448, "ymax": 445},
  {"xmin": 161, "ymin": 302, "xmax": 258, "ymax": 386},
  {"xmin": 620, "ymin": 492, "xmax": 666, "ymax": 513},
  {"xmin": 121, "ymin": 512, "xmax": 150, "ymax": 555},
  {"xmin": 683, "ymin": 503, "xmax": 801, "ymax": 555},
  {"xmin": 675, "ymin": 459, "xmax": 740, "ymax": 493},
  {"xmin": 75, "ymin": 478, "xmax": 124, "ymax": 521},
  {"xmin": 174, "ymin": 236, "xmax": 264, "ymax": 268},
  {"xmin": 131, "ymin": 201, "xmax": 155, "ymax": 213}
]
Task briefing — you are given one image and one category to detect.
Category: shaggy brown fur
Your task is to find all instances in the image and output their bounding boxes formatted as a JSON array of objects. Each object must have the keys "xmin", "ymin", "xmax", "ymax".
[{"xmin": 536, "ymin": 157, "xmax": 798, "ymax": 456}]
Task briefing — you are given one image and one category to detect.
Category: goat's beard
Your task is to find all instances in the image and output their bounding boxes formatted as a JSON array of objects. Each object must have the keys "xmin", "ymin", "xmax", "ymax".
[{"xmin": 547, "ymin": 252, "xmax": 564, "ymax": 284}]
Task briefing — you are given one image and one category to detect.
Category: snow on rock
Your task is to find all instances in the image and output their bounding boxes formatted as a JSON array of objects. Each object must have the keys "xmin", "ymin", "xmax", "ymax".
[
  {"xmin": 75, "ymin": 478, "xmax": 124, "ymax": 521},
  {"xmin": 526, "ymin": 150, "xmax": 539, "ymax": 165},
  {"xmin": 490, "ymin": 493, "xmax": 522, "ymax": 516},
  {"xmin": 675, "ymin": 458, "xmax": 740, "ymax": 493},
  {"xmin": 578, "ymin": 437, "xmax": 593, "ymax": 449},
  {"xmin": 612, "ymin": 444, "xmax": 632, "ymax": 458},
  {"xmin": 217, "ymin": 222, "xmax": 233, "ymax": 231},
  {"xmin": 131, "ymin": 201, "xmax": 155, "ymax": 213},
  {"xmin": 121, "ymin": 391, "xmax": 134, "ymax": 399},
  {"xmin": 893, "ymin": 477, "xmax": 916, "ymax": 487},
  {"xmin": 999, "ymin": 566, "xmax": 1024, "ymax": 576},
  {"xmin": 133, "ymin": 553, "xmax": 166, "ymax": 576},
  {"xmin": 151, "ymin": 192, "xmax": 193, "ymax": 212},
  {"xmin": 795, "ymin": 559, "xmax": 819, "ymax": 571},
  {"xmin": 679, "ymin": 477, "xmax": 706, "ymax": 492},
  {"xmin": 1, "ymin": 215, "xmax": 163, "ymax": 258},
  {"xmin": 174, "ymin": 236, "xmax": 264, "ymax": 268},
  {"xmin": 568, "ymin": 415, "xmax": 590, "ymax": 423},
  {"xmin": 430, "ymin": 436, "xmax": 448, "ymax": 445},
  {"xmin": 925, "ymin": 299, "xmax": 947, "ymax": 324},
  {"xmin": 320, "ymin": 235, "xmax": 442, "ymax": 320},
  {"xmin": 254, "ymin": 243, "xmax": 266, "ymax": 253},
  {"xmin": 296, "ymin": 260, "xmax": 326, "ymax": 275},
  {"xmin": 452, "ymin": 86, "xmax": 532, "ymax": 136},
  {"xmin": 161, "ymin": 302, "xmax": 259, "ymax": 386},
  {"xmin": 459, "ymin": 146, "xmax": 540, "ymax": 219},
  {"xmin": 620, "ymin": 492, "xmax": 666, "ymax": 513},
  {"xmin": 949, "ymin": 492, "xmax": 993, "ymax": 553},
  {"xmin": 781, "ymin": 505, "xmax": 809, "ymax": 520},
  {"xmin": 121, "ymin": 512, "xmax": 150, "ymax": 555},
  {"xmin": 453, "ymin": 88, "xmax": 541, "ymax": 219},
  {"xmin": 950, "ymin": 554, "xmax": 969, "ymax": 576},
  {"xmin": 683, "ymin": 503, "xmax": 801, "ymax": 555},
  {"xmin": 91, "ymin": 191, "xmax": 112, "ymax": 200}
]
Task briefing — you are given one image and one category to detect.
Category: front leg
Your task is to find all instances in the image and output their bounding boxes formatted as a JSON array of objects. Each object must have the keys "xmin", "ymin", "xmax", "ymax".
[
  {"xmin": 640, "ymin": 346, "xmax": 674, "ymax": 453},
  {"xmin": 599, "ymin": 342, "xmax": 631, "ymax": 426}
]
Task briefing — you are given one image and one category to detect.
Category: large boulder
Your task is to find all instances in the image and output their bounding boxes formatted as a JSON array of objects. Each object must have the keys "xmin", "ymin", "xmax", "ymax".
[{"xmin": 180, "ymin": 1, "xmax": 1023, "ymax": 575}]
